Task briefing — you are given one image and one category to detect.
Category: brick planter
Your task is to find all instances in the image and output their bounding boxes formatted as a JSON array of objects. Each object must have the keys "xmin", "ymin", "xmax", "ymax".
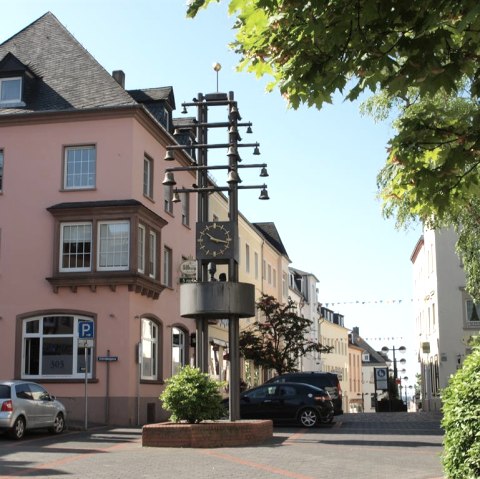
[{"xmin": 142, "ymin": 420, "xmax": 273, "ymax": 448}]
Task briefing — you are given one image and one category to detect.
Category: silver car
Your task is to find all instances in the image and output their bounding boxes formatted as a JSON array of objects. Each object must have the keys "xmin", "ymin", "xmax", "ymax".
[{"xmin": 0, "ymin": 380, "xmax": 66, "ymax": 439}]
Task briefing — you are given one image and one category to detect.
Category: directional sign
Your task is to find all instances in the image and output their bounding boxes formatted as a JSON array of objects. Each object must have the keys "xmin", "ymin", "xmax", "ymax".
[
  {"xmin": 97, "ymin": 356, "xmax": 118, "ymax": 362},
  {"xmin": 78, "ymin": 321, "xmax": 94, "ymax": 339}
]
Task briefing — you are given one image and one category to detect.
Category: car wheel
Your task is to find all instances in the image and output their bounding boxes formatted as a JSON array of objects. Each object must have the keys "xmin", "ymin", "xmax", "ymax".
[
  {"xmin": 49, "ymin": 413, "xmax": 65, "ymax": 434},
  {"xmin": 9, "ymin": 416, "xmax": 26, "ymax": 440},
  {"xmin": 298, "ymin": 408, "xmax": 318, "ymax": 428}
]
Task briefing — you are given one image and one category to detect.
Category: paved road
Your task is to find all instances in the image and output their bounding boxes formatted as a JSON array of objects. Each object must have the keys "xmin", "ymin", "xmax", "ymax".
[{"xmin": 0, "ymin": 412, "xmax": 444, "ymax": 479}]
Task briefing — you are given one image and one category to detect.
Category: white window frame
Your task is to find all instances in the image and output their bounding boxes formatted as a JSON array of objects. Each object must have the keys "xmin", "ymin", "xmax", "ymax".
[
  {"xmin": 143, "ymin": 155, "xmax": 153, "ymax": 198},
  {"xmin": 172, "ymin": 327, "xmax": 186, "ymax": 376},
  {"xmin": 21, "ymin": 314, "xmax": 94, "ymax": 379},
  {"xmin": 59, "ymin": 222, "xmax": 92, "ymax": 272},
  {"xmin": 141, "ymin": 318, "xmax": 158, "ymax": 380},
  {"xmin": 64, "ymin": 145, "xmax": 96, "ymax": 190},
  {"xmin": 181, "ymin": 192, "xmax": 190, "ymax": 226},
  {"xmin": 149, "ymin": 231, "xmax": 157, "ymax": 279},
  {"xmin": 245, "ymin": 244, "xmax": 250, "ymax": 273},
  {"xmin": 466, "ymin": 300, "xmax": 480, "ymax": 327},
  {"xmin": 138, "ymin": 224, "xmax": 146, "ymax": 274},
  {"xmin": 0, "ymin": 77, "xmax": 23, "ymax": 106},
  {"xmin": 163, "ymin": 246, "xmax": 172, "ymax": 287},
  {"xmin": 254, "ymin": 252, "xmax": 259, "ymax": 280},
  {"xmin": 97, "ymin": 221, "xmax": 130, "ymax": 271}
]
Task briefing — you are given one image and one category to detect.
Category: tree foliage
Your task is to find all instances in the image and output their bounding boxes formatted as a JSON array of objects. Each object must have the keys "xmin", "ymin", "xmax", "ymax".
[
  {"xmin": 187, "ymin": 1, "xmax": 480, "ymax": 300},
  {"xmin": 187, "ymin": 0, "xmax": 480, "ymax": 109},
  {"xmin": 442, "ymin": 335, "xmax": 480, "ymax": 479},
  {"xmin": 239, "ymin": 294, "xmax": 332, "ymax": 375},
  {"xmin": 372, "ymin": 89, "xmax": 480, "ymax": 300},
  {"xmin": 375, "ymin": 90, "xmax": 480, "ymax": 225}
]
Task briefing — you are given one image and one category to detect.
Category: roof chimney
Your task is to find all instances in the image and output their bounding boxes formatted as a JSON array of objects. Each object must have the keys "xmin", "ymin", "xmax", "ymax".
[
  {"xmin": 112, "ymin": 70, "xmax": 125, "ymax": 88},
  {"xmin": 351, "ymin": 326, "xmax": 359, "ymax": 343}
]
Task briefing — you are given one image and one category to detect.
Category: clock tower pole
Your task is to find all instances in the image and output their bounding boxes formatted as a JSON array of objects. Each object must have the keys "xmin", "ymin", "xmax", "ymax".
[{"xmin": 163, "ymin": 81, "xmax": 269, "ymax": 421}]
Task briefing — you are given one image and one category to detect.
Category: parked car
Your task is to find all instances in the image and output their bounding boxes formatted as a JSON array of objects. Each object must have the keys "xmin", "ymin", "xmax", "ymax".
[
  {"xmin": 224, "ymin": 382, "xmax": 334, "ymax": 427},
  {"xmin": 0, "ymin": 380, "xmax": 67, "ymax": 439},
  {"xmin": 265, "ymin": 372, "xmax": 343, "ymax": 417}
]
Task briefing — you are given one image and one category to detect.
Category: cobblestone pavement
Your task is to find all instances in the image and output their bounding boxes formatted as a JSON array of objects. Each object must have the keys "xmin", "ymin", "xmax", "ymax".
[{"xmin": 0, "ymin": 412, "xmax": 444, "ymax": 479}]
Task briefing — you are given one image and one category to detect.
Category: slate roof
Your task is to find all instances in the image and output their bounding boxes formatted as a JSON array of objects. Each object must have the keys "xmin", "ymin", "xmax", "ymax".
[
  {"xmin": 0, "ymin": 12, "xmax": 137, "ymax": 115},
  {"xmin": 128, "ymin": 87, "xmax": 175, "ymax": 109},
  {"xmin": 290, "ymin": 266, "xmax": 319, "ymax": 282},
  {"xmin": 253, "ymin": 222, "xmax": 290, "ymax": 259},
  {"xmin": 351, "ymin": 334, "xmax": 388, "ymax": 365}
]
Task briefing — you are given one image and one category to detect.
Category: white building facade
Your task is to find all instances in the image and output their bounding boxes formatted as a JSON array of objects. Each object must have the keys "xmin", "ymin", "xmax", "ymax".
[{"xmin": 411, "ymin": 227, "xmax": 480, "ymax": 411}]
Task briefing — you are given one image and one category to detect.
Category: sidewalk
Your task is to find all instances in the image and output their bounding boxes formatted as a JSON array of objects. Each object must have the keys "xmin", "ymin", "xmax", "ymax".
[{"xmin": 0, "ymin": 412, "xmax": 445, "ymax": 479}]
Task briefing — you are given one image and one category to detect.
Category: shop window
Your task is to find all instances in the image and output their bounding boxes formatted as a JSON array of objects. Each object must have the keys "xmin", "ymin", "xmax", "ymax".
[{"xmin": 22, "ymin": 314, "xmax": 94, "ymax": 379}]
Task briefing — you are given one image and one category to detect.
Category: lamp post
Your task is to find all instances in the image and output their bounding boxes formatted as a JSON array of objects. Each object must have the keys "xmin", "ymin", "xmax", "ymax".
[
  {"xmin": 381, "ymin": 345, "xmax": 406, "ymax": 408},
  {"xmin": 165, "ymin": 86, "xmax": 269, "ymax": 421}
]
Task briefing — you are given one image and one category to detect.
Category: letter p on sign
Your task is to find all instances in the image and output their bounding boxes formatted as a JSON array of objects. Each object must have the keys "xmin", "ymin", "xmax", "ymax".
[{"xmin": 78, "ymin": 321, "xmax": 94, "ymax": 339}]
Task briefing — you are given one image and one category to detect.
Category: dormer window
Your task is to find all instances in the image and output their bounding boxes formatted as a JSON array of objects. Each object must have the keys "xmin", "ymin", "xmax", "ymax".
[{"xmin": 0, "ymin": 76, "xmax": 23, "ymax": 106}]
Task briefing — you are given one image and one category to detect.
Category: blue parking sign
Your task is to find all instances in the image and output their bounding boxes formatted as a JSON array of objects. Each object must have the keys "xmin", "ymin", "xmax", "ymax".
[{"xmin": 78, "ymin": 321, "xmax": 94, "ymax": 339}]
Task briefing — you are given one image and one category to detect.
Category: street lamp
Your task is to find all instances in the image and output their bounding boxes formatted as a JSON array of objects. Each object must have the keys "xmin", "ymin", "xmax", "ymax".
[
  {"xmin": 166, "ymin": 91, "xmax": 269, "ymax": 422},
  {"xmin": 381, "ymin": 345, "xmax": 406, "ymax": 407}
]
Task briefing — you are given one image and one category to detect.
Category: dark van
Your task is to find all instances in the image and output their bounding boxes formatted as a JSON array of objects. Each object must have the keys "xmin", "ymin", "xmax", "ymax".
[{"xmin": 266, "ymin": 372, "xmax": 343, "ymax": 417}]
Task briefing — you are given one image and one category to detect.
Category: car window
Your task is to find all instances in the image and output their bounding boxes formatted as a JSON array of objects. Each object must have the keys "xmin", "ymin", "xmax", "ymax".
[
  {"xmin": 28, "ymin": 383, "xmax": 50, "ymax": 401},
  {"xmin": 0, "ymin": 385, "xmax": 11, "ymax": 399},
  {"xmin": 278, "ymin": 385, "xmax": 297, "ymax": 397},
  {"xmin": 245, "ymin": 385, "xmax": 277, "ymax": 399},
  {"xmin": 15, "ymin": 383, "xmax": 34, "ymax": 400}
]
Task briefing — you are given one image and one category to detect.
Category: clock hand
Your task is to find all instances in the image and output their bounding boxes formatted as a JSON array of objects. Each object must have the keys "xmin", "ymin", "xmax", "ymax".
[{"xmin": 207, "ymin": 233, "xmax": 229, "ymax": 244}]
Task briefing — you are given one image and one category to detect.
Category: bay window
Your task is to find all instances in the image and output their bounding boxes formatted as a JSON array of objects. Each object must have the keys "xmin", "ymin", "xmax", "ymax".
[
  {"xmin": 47, "ymin": 200, "xmax": 167, "ymax": 297},
  {"xmin": 149, "ymin": 231, "xmax": 157, "ymax": 279},
  {"xmin": 60, "ymin": 223, "xmax": 92, "ymax": 272},
  {"xmin": 97, "ymin": 221, "xmax": 130, "ymax": 271},
  {"xmin": 138, "ymin": 225, "xmax": 145, "ymax": 274}
]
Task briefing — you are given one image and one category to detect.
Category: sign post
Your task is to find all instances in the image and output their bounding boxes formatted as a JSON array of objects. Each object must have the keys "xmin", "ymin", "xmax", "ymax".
[
  {"xmin": 97, "ymin": 352, "xmax": 118, "ymax": 424},
  {"xmin": 78, "ymin": 321, "xmax": 94, "ymax": 430}
]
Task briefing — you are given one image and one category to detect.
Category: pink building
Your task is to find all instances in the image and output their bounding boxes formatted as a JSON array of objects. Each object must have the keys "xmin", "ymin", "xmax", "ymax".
[{"xmin": 0, "ymin": 13, "xmax": 198, "ymax": 425}]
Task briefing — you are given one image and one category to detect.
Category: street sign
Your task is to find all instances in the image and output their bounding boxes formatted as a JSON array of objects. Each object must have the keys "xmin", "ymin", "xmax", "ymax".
[
  {"xmin": 78, "ymin": 339, "xmax": 94, "ymax": 348},
  {"xmin": 78, "ymin": 321, "xmax": 94, "ymax": 339},
  {"xmin": 374, "ymin": 367, "xmax": 388, "ymax": 390},
  {"xmin": 98, "ymin": 356, "xmax": 118, "ymax": 362}
]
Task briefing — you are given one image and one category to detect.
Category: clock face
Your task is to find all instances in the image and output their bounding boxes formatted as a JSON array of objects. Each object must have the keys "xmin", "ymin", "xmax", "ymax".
[{"xmin": 196, "ymin": 222, "xmax": 234, "ymax": 259}]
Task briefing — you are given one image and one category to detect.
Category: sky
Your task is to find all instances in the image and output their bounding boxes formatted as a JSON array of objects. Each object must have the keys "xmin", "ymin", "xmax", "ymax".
[{"xmin": 0, "ymin": 0, "xmax": 421, "ymax": 381}]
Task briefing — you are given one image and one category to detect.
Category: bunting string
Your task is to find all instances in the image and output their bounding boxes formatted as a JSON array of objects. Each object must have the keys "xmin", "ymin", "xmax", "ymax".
[
  {"xmin": 364, "ymin": 336, "xmax": 405, "ymax": 342},
  {"xmin": 322, "ymin": 298, "xmax": 415, "ymax": 307}
]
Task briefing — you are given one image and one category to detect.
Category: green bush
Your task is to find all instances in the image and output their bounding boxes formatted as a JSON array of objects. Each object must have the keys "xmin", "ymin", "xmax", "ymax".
[
  {"xmin": 442, "ymin": 335, "xmax": 480, "ymax": 479},
  {"xmin": 160, "ymin": 366, "xmax": 225, "ymax": 424}
]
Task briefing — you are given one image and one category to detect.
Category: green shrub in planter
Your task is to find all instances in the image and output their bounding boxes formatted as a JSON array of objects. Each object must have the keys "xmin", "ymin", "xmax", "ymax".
[
  {"xmin": 442, "ymin": 335, "xmax": 480, "ymax": 479},
  {"xmin": 160, "ymin": 366, "xmax": 226, "ymax": 424}
]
